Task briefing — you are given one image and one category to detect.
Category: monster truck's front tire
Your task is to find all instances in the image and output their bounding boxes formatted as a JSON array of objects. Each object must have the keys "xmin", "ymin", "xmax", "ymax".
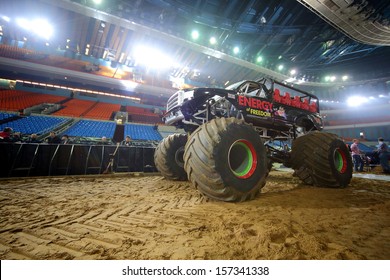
[
  {"xmin": 154, "ymin": 133, "xmax": 188, "ymax": 181},
  {"xmin": 290, "ymin": 131, "xmax": 352, "ymax": 187},
  {"xmin": 183, "ymin": 117, "xmax": 269, "ymax": 202}
]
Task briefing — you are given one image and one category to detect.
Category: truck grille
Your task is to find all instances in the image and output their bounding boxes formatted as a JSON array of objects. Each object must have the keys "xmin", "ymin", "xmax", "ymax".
[{"xmin": 166, "ymin": 92, "xmax": 179, "ymax": 112}]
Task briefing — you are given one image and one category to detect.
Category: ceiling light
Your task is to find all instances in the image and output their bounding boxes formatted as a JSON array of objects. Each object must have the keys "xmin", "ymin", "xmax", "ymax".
[
  {"xmin": 1, "ymin": 16, "xmax": 10, "ymax": 22},
  {"xmin": 342, "ymin": 75, "xmax": 348, "ymax": 81},
  {"xmin": 347, "ymin": 96, "xmax": 368, "ymax": 107},
  {"xmin": 191, "ymin": 30, "xmax": 199, "ymax": 40},
  {"xmin": 32, "ymin": 19, "xmax": 53, "ymax": 40},
  {"xmin": 278, "ymin": 65, "xmax": 284, "ymax": 71},
  {"xmin": 16, "ymin": 18, "xmax": 30, "ymax": 30},
  {"xmin": 256, "ymin": 56, "xmax": 263, "ymax": 63},
  {"xmin": 290, "ymin": 69, "xmax": 296, "ymax": 75},
  {"xmin": 133, "ymin": 45, "xmax": 174, "ymax": 69},
  {"xmin": 209, "ymin": 37, "xmax": 217, "ymax": 45}
]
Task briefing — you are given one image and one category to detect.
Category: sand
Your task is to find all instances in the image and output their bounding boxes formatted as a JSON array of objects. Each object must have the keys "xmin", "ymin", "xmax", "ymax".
[{"xmin": 0, "ymin": 170, "xmax": 389, "ymax": 260}]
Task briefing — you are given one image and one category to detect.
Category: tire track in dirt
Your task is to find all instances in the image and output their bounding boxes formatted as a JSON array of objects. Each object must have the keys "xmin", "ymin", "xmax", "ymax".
[{"xmin": 1, "ymin": 172, "xmax": 389, "ymax": 259}]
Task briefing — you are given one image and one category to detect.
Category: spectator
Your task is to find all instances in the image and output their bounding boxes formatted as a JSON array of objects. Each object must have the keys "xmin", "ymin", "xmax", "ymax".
[
  {"xmin": 121, "ymin": 135, "xmax": 132, "ymax": 146},
  {"xmin": 47, "ymin": 131, "xmax": 61, "ymax": 144},
  {"xmin": 351, "ymin": 138, "xmax": 364, "ymax": 172},
  {"xmin": 61, "ymin": 134, "xmax": 71, "ymax": 144},
  {"xmin": 376, "ymin": 137, "xmax": 390, "ymax": 174},
  {"xmin": 98, "ymin": 136, "xmax": 110, "ymax": 145},
  {"xmin": 11, "ymin": 132, "xmax": 22, "ymax": 143},
  {"xmin": 0, "ymin": 127, "xmax": 13, "ymax": 142},
  {"xmin": 26, "ymin": 133, "xmax": 42, "ymax": 143}
]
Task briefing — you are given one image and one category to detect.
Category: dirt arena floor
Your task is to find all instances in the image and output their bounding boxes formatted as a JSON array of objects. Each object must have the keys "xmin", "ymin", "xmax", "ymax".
[{"xmin": 0, "ymin": 169, "xmax": 389, "ymax": 260}]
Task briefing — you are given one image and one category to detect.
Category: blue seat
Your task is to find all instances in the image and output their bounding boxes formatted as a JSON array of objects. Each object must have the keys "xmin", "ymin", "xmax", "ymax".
[
  {"xmin": 124, "ymin": 123, "xmax": 162, "ymax": 141},
  {"xmin": 0, "ymin": 115, "xmax": 66, "ymax": 134},
  {"xmin": 62, "ymin": 119, "xmax": 116, "ymax": 138}
]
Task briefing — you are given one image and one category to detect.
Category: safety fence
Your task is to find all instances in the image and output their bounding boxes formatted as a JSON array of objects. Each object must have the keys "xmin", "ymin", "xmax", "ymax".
[{"xmin": 0, "ymin": 143, "xmax": 157, "ymax": 177}]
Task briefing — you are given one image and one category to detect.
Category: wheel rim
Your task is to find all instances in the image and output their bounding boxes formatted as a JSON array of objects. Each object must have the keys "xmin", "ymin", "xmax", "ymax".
[
  {"xmin": 334, "ymin": 148, "xmax": 348, "ymax": 173},
  {"xmin": 175, "ymin": 147, "xmax": 185, "ymax": 168},
  {"xmin": 228, "ymin": 139, "xmax": 257, "ymax": 179}
]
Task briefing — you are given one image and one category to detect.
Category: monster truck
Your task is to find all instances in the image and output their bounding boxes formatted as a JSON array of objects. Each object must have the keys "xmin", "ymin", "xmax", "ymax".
[{"xmin": 154, "ymin": 77, "xmax": 352, "ymax": 202}]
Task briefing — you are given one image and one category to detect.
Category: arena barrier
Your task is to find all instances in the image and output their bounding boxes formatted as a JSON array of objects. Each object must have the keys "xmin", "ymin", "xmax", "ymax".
[{"xmin": 0, "ymin": 143, "xmax": 157, "ymax": 177}]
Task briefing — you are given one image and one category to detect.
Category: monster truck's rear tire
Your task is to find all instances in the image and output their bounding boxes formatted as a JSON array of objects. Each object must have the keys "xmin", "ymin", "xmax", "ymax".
[
  {"xmin": 290, "ymin": 131, "xmax": 352, "ymax": 187},
  {"xmin": 183, "ymin": 117, "xmax": 269, "ymax": 202},
  {"xmin": 154, "ymin": 133, "xmax": 188, "ymax": 181}
]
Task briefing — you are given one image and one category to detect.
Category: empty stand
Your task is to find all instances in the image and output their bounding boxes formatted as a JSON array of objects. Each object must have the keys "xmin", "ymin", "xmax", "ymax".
[
  {"xmin": 53, "ymin": 99, "xmax": 95, "ymax": 118},
  {"xmin": 62, "ymin": 119, "xmax": 116, "ymax": 138},
  {"xmin": 83, "ymin": 102, "xmax": 121, "ymax": 120},
  {"xmin": 0, "ymin": 90, "xmax": 66, "ymax": 112},
  {"xmin": 0, "ymin": 111, "xmax": 18, "ymax": 121},
  {"xmin": 127, "ymin": 105, "xmax": 163, "ymax": 124},
  {"xmin": 124, "ymin": 123, "xmax": 162, "ymax": 141},
  {"xmin": 0, "ymin": 115, "xmax": 67, "ymax": 135}
]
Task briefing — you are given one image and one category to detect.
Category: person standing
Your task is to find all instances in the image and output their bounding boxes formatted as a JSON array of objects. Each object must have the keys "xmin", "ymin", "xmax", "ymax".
[
  {"xmin": 26, "ymin": 133, "xmax": 42, "ymax": 143},
  {"xmin": 121, "ymin": 135, "xmax": 132, "ymax": 146},
  {"xmin": 376, "ymin": 137, "xmax": 390, "ymax": 174},
  {"xmin": 47, "ymin": 131, "xmax": 61, "ymax": 144},
  {"xmin": 351, "ymin": 138, "xmax": 364, "ymax": 172},
  {"xmin": 61, "ymin": 134, "xmax": 71, "ymax": 144},
  {"xmin": 98, "ymin": 136, "xmax": 110, "ymax": 145},
  {"xmin": 0, "ymin": 127, "xmax": 13, "ymax": 142}
]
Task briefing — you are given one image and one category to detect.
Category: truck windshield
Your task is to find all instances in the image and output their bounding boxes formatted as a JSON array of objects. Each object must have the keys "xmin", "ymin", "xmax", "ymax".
[{"xmin": 225, "ymin": 80, "xmax": 246, "ymax": 90}]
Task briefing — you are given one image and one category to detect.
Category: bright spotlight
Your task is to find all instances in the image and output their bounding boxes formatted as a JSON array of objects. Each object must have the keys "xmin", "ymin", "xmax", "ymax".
[
  {"xmin": 191, "ymin": 30, "xmax": 199, "ymax": 40},
  {"xmin": 32, "ymin": 19, "xmax": 53, "ymax": 40},
  {"xmin": 133, "ymin": 46, "xmax": 174, "ymax": 70},
  {"xmin": 1, "ymin": 16, "xmax": 10, "ymax": 22},
  {"xmin": 330, "ymin": 76, "xmax": 336, "ymax": 82},
  {"xmin": 209, "ymin": 37, "xmax": 217, "ymax": 45},
  {"xmin": 278, "ymin": 65, "xmax": 284, "ymax": 71},
  {"xmin": 256, "ymin": 56, "xmax": 263, "ymax": 63},
  {"xmin": 233, "ymin": 46, "xmax": 239, "ymax": 54},
  {"xmin": 16, "ymin": 18, "xmax": 53, "ymax": 39},
  {"xmin": 290, "ymin": 69, "xmax": 296, "ymax": 75},
  {"xmin": 347, "ymin": 96, "xmax": 368, "ymax": 107},
  {"xmin": 342, "ymin": 75, "xmax": 348, "ymax": 81},
  {"xmin": 16, "ymin": 18, "xmax": 30, "ymax": 30}
]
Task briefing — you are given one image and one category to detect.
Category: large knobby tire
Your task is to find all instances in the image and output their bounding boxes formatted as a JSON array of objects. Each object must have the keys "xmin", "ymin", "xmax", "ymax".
[
  {"xmin": 184, "ymin": 117, "xmax": 269, "ymax": 202},
  {"xmin": 154, "ymin": 133, "xmax": 188, "ymax": 181},
  {"xmin": 290, "ymin": 131, "xmax": 352, "ymax": 188}
]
